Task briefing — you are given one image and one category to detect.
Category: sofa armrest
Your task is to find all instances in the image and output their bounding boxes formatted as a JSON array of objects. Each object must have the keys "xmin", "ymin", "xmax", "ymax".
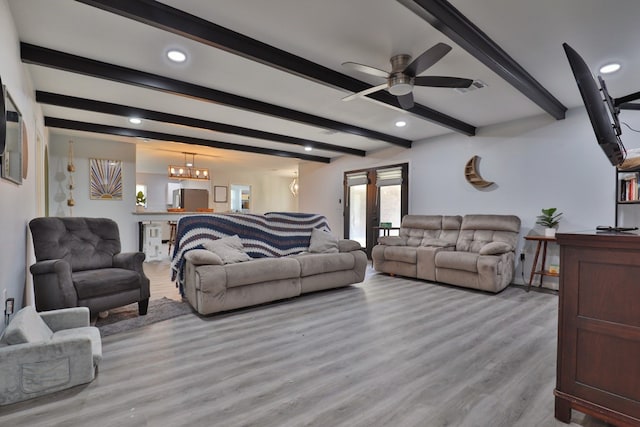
[
  {"xmin": 29, "ymin": 259, "xmax": 77, "ymax": 309},
  {"xmin": 478, "ymin": 242, "xmax": 514, "ymax": 255},
  {"xmin": 39, "ymin": 307, "xmax": 90, "ymax": 332},
  {"xmin": 184, "ymin": 249, "xmax": 224, "ymax": 265},
  {"xmin": 338, "ymin": 239, "xmax": 362, "ymax": 253},
  {"xmin": 113, "ymin": 252, "xmax": 145, "ymax": 271},
  {"xmin": 377, "ymin": 236, "xmax": 407, "ymax": 246},
  {"xmin": 113, "ymin": 252, "xmax": 151, "ymax": 299}
]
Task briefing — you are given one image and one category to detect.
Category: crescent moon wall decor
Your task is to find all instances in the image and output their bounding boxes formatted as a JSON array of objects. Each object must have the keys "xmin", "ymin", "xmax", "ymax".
[{"xmin": 464, "ymin": 155, "xmax": 494, "ymax": 188}]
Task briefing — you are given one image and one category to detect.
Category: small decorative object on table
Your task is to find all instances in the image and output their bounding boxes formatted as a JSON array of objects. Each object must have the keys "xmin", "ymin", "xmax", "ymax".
[
  {"xmin": 136, "ymin": 190, "xmax": 146, "ymax": 212},
  {"xmin": 379, "ymin": 222, "xmax": 392, "ymax": 228},
  {"xmin": 536, "ymin": 207, "xmax": 563, "ymax": 237}
]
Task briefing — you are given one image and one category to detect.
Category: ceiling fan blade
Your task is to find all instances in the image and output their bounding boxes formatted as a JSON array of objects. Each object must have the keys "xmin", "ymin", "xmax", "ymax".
[
  {"xmin": 342, "ymin": 83, "xmax": 389, "ymax": 102},
  {"xmin": 342, "ymin": 62, "xmax": 389, "ymax": 78},
  {"xmin": 413, "ymin": 76, "xmax": 473, "ymax": 88},
  {"xmin": 397, "ymin": 93, "xmax": 414, "ymax": 109},
  {"xmin": 403, "ymin": 43, "xmax": 452, "ymax": 77}
]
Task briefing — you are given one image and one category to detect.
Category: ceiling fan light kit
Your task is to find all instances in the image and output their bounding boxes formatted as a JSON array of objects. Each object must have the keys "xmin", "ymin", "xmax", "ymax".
[{"xmin": 342, "ymin": 42, "xmax": 473, "ymax": 109}]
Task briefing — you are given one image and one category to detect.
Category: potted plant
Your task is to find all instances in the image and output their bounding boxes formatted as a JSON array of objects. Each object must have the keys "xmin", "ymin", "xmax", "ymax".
[
  {"xmin": 136, "ymin": 190, "xmax": 147, "ymax": 212},
  {"xmin": 536, "ymin": 208, "xmax": 563, "ymax": 237}
]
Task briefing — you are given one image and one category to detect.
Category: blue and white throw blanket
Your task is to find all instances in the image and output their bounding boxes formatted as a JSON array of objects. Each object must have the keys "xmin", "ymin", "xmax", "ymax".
[{"xmin": 170, "ymin": 212, "xmax": 331, "ymax": 292}]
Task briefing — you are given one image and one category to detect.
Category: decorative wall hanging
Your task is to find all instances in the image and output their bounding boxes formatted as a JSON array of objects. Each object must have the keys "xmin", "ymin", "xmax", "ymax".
[
  {"xmin": 214, "ymin": 185, "xmax": 227, "ymax": 203},
  {"xmin": 67, "ymin": 140, "xmax": 75, "ymax": 214},
  {"xmin": 90, "ymin": 158, "xmax": 123, "ymax": 200},
  {"xmin": 464, "ymin": 155, "xmax": 494, "ymax": 188}
]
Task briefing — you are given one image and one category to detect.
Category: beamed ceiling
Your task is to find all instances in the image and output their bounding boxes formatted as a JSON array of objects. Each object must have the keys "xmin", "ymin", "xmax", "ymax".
[{"xmin": 7, "ymin": 0, "xmax": 640, "ymax": 175}]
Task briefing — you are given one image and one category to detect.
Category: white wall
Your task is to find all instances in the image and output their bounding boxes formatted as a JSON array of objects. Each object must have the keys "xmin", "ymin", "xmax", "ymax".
[
  {"xmin": 48, "ymin": 134, "xmax": 138, "ymax": 251},
  {"xmin": 0, "ymin": 0, "xmax": 46, "ymax": 331},
  {"xmin": 300, "ymin": 109, "xmax": 629, "ymax": 288}
]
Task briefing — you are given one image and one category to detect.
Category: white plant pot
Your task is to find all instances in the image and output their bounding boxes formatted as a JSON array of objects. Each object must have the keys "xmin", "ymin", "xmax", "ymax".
[
  {"xmin": 545, "ymin": 228, "xmax": 556, "ymax": 238},
  {"xmin": 136, "ymin": 205, "xmax": 146, "ymax": 213}
]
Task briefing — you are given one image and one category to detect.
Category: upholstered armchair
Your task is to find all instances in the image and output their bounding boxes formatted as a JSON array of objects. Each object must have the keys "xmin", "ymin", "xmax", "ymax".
[
  {"xmin": 0, "ymin": 306, "xmax": 101, "ymax": 406},
  {"xmin": 29, "ymin": 217, "xmax": 150, "ymax": 316}
]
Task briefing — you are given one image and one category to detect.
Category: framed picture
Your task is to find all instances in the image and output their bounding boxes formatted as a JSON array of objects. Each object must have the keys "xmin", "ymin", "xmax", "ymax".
[
  {"xmin": 214, "ymin": 185, "xmax": 228, "ymax": 203},
  {"xmin": 90, "ymin": 158, "xmax": 123, "ymax": 200}
]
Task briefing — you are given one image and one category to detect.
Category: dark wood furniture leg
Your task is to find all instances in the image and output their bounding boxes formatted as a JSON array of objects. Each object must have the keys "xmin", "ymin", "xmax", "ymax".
[
  {"xmin": 555, "ymin": 396, "xmax": 571, "ymax": 423},
  {"xmin": 138, "ymin": 298, "xmax": 149, "ymax": 315},
  {"xmin": 527, "ymin": 240, "xmax": 543, "ymax": 292}
]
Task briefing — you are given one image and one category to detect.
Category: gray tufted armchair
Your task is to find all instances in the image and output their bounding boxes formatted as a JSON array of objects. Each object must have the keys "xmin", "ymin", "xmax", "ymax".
[{"xmin": 29, "ymin": 217, "xmax": 150, "ymax": 316}]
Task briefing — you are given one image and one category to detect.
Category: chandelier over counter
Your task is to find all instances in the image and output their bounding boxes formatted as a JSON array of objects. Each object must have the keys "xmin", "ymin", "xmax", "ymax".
[{"xmin": 168, "ymin": 152, "xmax": 210, "ymax": 180}]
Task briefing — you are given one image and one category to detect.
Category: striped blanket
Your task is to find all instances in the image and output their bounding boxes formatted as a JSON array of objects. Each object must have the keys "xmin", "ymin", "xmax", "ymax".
[{"xmin": 170, "ymin": 212, "xmax": 331, "ymax": 292}]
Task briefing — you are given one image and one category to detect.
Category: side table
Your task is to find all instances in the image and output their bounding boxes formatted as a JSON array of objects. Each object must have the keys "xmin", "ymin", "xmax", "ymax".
[
  {"xmin": 372, "ymin": 226, "xmax": 401, "ymax": 238},
  {"xmin": 523, "ymin": 235, "xmax": 558, "ymax": 292}
]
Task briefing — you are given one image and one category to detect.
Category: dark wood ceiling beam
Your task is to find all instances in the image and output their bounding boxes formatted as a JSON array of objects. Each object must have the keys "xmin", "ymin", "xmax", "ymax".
[
  {"xmin": 36, "ymin": 91, "xmax": 365, "ymax": 157},
  {"xmin": 23, "ymin": 43, "xmax": 411, "ymax": 148},
  {"xmin": 74, "ymin": 0, "xmax": 476, "ymax": 136},
  {"xmin": 44, "ymin": 117, "xmax": 331, "ymax": 163},
  {"xmin": 397, "ymin": 0, "xmax": 567, "ymax": 120}
]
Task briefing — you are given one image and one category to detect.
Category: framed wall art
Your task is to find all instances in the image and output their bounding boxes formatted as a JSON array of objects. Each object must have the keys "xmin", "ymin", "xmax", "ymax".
[
  {"xmin": 90, "ymin": 158, "xmax": 123, "ymax": 200},
  {"xmin": 214, "ymin": 185, "xmax": 228, "ymax": 203}
]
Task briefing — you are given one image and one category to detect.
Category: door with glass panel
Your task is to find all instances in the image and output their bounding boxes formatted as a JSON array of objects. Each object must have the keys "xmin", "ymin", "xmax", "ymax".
[{"xmin": 344, "ymin": 164, "xmax": 408, "ymax": 257}]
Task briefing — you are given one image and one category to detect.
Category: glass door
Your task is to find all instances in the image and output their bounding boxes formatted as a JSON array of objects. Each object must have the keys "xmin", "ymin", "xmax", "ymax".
[{"xmin": 344, "ymin": 164, "xmax": 408, "ymax": 257}]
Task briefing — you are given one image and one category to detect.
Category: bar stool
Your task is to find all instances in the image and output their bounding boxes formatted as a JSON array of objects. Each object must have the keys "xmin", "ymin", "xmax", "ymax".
[{"xmin": 168, "ymin": 221, "xmax": 177, "ymax": 256}]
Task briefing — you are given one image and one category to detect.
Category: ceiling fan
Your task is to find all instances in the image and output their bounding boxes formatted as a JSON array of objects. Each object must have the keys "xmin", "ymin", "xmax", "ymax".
[{"xmin": 342, "ymin": 42, "xmax": 473, "ymax": 109}]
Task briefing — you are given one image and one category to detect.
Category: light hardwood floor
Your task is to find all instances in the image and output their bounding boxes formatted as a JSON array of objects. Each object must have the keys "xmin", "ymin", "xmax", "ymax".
[{"xmin": 0, "ymin": 254, "xmax": 609, "ymax": 426}]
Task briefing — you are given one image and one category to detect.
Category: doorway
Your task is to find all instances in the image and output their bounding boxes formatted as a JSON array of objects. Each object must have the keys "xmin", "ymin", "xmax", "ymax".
[
  {"xmin": 230, "ymin": 184, "xmax": 251, "ymax": 213},
  {"xmin": 344, "ymin": 163, "xmax": 408, "ymax": 257}
]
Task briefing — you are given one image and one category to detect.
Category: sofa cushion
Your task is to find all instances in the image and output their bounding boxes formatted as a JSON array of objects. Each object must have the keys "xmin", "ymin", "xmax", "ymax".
[
  {"xmin": 421, "ymin": 238, "xmax": 456, "ymax": 248},
  {"xmin": 203, "ymin": 235, "xmax": 251, "ymax": 264},
  {"xmin": 436, "ymin": 251, "xmax": 479, "ymax": 273},
  {"xmin": 4, "ymin": 306, "xmax": 53, "ymax": 345},
  {"xmin": 479, "ymin": 241, "xmax": 514, "ymax": 255},
  {"xmin": 377, "ymin": 236, "xmax": 407, "ymax": 246},
  {"xmin": 384, "ymin": 246, "xmax": 417, "ymax": 264},
  {"xmin": 309, "ymin": 228, "xmax": 339, "ymax": 253},
  {"xmin": 295, "ymin": 252, "xmax": 355, "ymax": 277},
  {"xmin": 225, "ymin": 257, "xmax": 300, "ymax": 288},
  {"xmin": 184, "ymin": 249, "xmax": 223, "ymax": 265},
  {"xmin": 73, "ymin": 268, "xmax": 142, "ymax": 299}
]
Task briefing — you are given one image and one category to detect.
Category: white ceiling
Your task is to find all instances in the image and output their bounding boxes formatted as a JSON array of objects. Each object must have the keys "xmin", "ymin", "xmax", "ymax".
[{"xmin": 7, "ymin": 0, "xmax": 640, "ymax": 175}]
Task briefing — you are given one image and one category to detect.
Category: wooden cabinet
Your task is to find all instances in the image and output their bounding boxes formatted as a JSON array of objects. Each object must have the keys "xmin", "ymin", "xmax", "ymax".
[{"xmin": 555, "ymin": 231, "xmax": 640, "ymax": 426}]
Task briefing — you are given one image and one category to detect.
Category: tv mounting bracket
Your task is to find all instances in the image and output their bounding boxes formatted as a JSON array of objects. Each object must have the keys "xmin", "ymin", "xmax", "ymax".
[{"xmin": 615, "ymin": 90, "xmax": 640, "ymax": 110}]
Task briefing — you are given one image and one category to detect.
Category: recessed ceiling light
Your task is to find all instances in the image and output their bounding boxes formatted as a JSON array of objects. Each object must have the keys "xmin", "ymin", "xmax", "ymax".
[
  {"xmin": 129, "ymin": 117, "xmax": 142, "ymax": 125},
  {"xmin": 395, "ymin": 120, "xmax": 407, "ymax": 127},
  {"xmin": 167, "ymin": 49, "xmax": 187, "ymax": 63},
  {"xmin": 599, "ymin": 62, "xmax": 621, "ymax": 74},
  {"xmin": 304, "ymin": 146, "xmax": 313, "ymax": 152}
]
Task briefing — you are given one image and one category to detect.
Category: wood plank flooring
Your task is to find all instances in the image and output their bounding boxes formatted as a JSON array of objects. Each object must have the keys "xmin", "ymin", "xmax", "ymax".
[{"xmin": 0, "ymin": 256, "xmax": 609, "ymax": 426}]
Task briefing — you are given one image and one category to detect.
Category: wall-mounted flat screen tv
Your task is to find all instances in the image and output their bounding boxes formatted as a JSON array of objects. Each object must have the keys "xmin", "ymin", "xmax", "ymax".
[{"xmin": 563, "ymin": 43, "xmax": 625, "ymax": 166}]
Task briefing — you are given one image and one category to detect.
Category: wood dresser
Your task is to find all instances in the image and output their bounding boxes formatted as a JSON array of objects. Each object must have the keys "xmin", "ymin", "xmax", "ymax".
[{"xmin": 555, "ymin": 231, "xmax": 640, "ymax": 426}]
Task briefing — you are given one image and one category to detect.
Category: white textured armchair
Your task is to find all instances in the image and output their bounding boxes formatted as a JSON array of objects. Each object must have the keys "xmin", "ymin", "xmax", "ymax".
[{"xmin": 0, "ymin": 306, "xmax": 102, "ymax": 406}]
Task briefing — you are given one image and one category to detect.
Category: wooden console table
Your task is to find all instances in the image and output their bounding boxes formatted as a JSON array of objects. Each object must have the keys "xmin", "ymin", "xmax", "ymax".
[
  {"xmin": 523, "ymin": 235, "xmax": 558, "ymax": 292},
  {"xmin": 555, "ymin": 231, "xmax": 640, "ymax": 426}
]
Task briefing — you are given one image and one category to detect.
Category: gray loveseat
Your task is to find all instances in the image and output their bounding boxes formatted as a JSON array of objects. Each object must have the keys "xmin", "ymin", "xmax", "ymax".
[
  {"xmin": 171, "ymin": 213, "xmax": 367, "ymax": 315},
  {"xmin": 372, "ymin": 214, "xmax": 521, "ymax": 292}
]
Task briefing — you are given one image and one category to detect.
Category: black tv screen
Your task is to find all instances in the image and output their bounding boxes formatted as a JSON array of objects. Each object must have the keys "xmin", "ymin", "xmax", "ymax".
[{"xmin": 563, "ymin": 43, "xmax": 624, "ymax": 166}]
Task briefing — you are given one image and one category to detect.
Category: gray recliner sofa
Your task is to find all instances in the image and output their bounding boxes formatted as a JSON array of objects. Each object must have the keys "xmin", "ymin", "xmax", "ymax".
[
  {"xmin": 171, "ymin": 213, "xmax": 367, "ymax": 315},
  {"xmin": 372, "ymin": 214, "xmax": 521, "ymax": 293}
]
